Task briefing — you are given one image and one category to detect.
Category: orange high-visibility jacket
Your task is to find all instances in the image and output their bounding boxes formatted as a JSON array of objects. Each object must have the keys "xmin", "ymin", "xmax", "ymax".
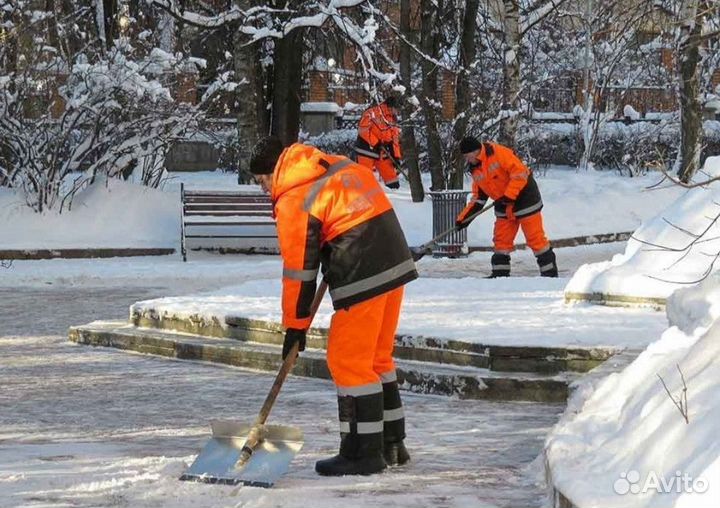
[
  {"xmin": 271, "ymin": 143, "xmax": 417, "ymax": 330},
  {"xmin": 354, "ymin": 103, "xmax": 402, "ymax": 161},
  {"xmin": 460, "ymin": 142, "xmax": 543, "ymax": 220}
]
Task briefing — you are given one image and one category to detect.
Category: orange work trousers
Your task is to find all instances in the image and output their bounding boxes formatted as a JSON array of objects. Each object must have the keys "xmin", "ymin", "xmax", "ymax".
[
  {"xmin": 327, "ymin": 286, "xmax": 404, "ymax": 389},
  {"xmin": 493, "ymin": 212, "xmax": 550, "ymax": 254},
  {"xmin": 356, "ymin": 154, "xmax": 399, "ymax": 186}
]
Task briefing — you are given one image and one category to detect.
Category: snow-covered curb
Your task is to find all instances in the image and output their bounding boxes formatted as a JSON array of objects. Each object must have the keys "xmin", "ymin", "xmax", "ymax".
[
  {"xmin": 545, "ymin": 274, "xmax": 720, "ymax": 508},
  {"xmin": 129, "ymin": 277, "xmax": 668, "ymax": 349},
  {"xmin": 130, "ymin": 303, "xmax": 617, "ymax": 375}
]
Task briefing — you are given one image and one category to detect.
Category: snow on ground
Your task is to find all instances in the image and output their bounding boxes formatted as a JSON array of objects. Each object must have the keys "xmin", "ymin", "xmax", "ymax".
[
  {"xmin": 132, "ymin": 274, "xmax": 667, "ymax": 349},
  {"xmin": 567, "ymin": 157, "xmax": 720, "ymax": 300},
  {"xmin": 0, "ymin": 240, "xmax": 625, "ymax": 288},
  {"xmin": 0, "ymin": 253, "xmax": 281, "ymax": 290},
  {"xmin": 2, "ymin": 162, "xmax": 711, "ymax": 508},
  {"xmin": 545, "ymin": 273, "xmax": 720, "ymax": 508},
  {"xmin": 0, "ymin": 179, "xmax": 179, "ymax": 250},
  {"xmin": 0, "ymin": 286, "xmax": 562, "ymax": 508},
  {"xmin": 0, "ymin": 167, "xmax": 685, "ymax": 250}
]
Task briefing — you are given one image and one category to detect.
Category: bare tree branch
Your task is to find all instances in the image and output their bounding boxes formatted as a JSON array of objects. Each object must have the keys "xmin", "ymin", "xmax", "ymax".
[{"xmin": 656, "ymin": 364, "xmax": 689, "ymax": 424}]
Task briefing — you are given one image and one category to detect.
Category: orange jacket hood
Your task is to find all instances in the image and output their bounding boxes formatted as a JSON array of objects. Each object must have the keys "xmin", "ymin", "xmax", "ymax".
[{"xmin": 271, "ymin": 143, "xmax": 327, "ymax": 202}]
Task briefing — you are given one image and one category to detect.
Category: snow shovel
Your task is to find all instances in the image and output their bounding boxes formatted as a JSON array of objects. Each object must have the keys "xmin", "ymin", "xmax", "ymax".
[
  {"xmin": 410, "ymin": 201, "xmax": 494, "ymax": 262},
  {"xmin": 180, "ymin": 281, "xmax": 328, "ymax": 488},
  {"xmin": 383, "ymin": 149, "xmax": 412, "ymax": 185}
]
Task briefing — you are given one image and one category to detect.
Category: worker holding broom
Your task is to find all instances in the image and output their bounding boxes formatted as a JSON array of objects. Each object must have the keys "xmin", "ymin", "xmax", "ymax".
[
  {"xmin": 249, "ymin": 136, "xmax": 417, "ymax": 476},
  {"xmin": 353, "ymin": 96, "xmax": 403, "ymax": 189},
  {"xmin": 456, "ymin": 136, "xmax": 558, "ymax": 277}
]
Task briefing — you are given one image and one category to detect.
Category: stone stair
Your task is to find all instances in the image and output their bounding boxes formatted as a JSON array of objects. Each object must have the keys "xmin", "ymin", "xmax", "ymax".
[{"xmin": 67, "ymin": 307, "xmax": 624, "ymax": 404}]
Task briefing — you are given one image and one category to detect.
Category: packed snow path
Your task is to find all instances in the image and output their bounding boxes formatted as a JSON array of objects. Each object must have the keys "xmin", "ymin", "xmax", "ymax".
[{"xmin": 1, "ymin": 286, "xmax": 562, "ymax": 508}]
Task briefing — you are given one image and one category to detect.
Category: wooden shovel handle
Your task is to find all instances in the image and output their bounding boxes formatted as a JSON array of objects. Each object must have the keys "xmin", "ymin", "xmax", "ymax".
[
  {"xmin": 236, "ymin": 280, "xmax": 328, "ymax": 467},
  {"xmin": 255, "ymin": 279, "xmax": 328, "ymax": 427}
]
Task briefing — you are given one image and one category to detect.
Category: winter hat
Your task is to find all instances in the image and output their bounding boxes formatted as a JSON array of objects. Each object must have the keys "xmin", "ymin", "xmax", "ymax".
[
  {"xmin": 384, "ymin": 95, "xmax": 400, "ymax": 109},
  {"xmin": 249, "ymin": 136, "xmax": 284, "ymax": 175},
  {"xmin": 459, "ymin": 136, "xmax": 482, "ymax": 154}
]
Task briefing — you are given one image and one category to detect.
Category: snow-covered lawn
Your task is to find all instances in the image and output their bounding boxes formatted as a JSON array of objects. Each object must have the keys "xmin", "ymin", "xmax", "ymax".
[{"xmin": 0, "ymin": 167, "xmax": 685, "ymax": 250}]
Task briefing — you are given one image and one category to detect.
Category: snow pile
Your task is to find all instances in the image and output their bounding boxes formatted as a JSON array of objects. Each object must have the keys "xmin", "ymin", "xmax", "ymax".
[
  {"xmin": 0, "ymin": 179, "xmax": 178, "ymax": 249},
  {"xmin": 566, "ymin": 157, "xmax": 720, "ymax": 300},
  {"xmin": 546, "ymin": 274, "xmax": 720, "ymax": 507},
  {"xmin": 623, "ymin": 105, "xmax": 641, "ymax": 120}
]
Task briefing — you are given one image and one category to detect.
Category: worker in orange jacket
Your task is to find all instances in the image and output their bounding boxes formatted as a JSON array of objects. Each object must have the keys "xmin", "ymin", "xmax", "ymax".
[
  {"xmin": 456, "ymin": 136, "xmax": 558, "ymax": 277},
  {"xmin": 249, "ymin": 136, "xmax": 418, "ymax": 476},
  {"xmin": 354, "ymin": 96, "xmax": 402, "ymax": 189}
]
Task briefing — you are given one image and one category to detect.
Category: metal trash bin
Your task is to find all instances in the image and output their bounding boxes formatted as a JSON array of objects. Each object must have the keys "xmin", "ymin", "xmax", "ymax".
[{"xmin": 428, "ymin": 190, "xmax": 471, "ymax": 258}]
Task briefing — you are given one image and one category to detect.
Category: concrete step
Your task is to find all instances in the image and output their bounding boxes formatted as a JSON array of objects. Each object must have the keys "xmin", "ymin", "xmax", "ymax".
[
  {"xmin": 69, "ymin": 321, "xmax": 575, "ymax": 403},
  {"xmin": 564, "ymin": 291, "xmax": 666, "ymax": 309},
  {"xmin": 130, "ymin": 308, "xmax": 618, "ymax": 375}
]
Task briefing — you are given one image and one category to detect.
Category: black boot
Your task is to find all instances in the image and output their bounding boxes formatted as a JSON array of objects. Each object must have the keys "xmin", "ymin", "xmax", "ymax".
[
  {"xmin": 536, "ymin": 248, "xmax": 558, "ymax": 277},
  {"xmin": 490, "ymin": 252, "xmax": 511, "ymax": 277},
  {"xmin": 382, "ymin": 375, "xmax": 410, "ymax": 466},
  {"xmin": 315, "ymin": 391, "xmax": 387, "ymax": 476}
]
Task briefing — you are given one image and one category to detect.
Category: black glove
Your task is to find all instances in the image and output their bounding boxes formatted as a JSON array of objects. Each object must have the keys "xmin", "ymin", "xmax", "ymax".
[
  {"xmin": 383, "ymin": 143, "xmax": 396, "ymax": 156},
  {"xmin": 282, "ymin": 328, "xmax": 307, "ymax": 360},
  {"xmin": 496, "ymin": 195, "xmax": 515, "ymax": 219},
  {"xmin": 455, "ymin": 201, "xmax": 484, "ymax": 230},
  {"xmin": 496, "ymin": 196, "xmax": 515, "ymax": 207},
  {"xmin": 386, "ymin": 181, "xmax": 400, "ymax": 189},
  {"xmin": 455, "ymin": 218, "xmax": 470, "ymax": 231}
]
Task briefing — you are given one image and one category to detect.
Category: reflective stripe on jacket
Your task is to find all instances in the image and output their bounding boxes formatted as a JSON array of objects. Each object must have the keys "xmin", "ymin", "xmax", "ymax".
[
  {"xmin": 271, "ymin": 143, "xmax": 418, "ymax": 329},
  {"xmin": 468, "ymin": 142, "xmax": 542, "ymax": 219}
]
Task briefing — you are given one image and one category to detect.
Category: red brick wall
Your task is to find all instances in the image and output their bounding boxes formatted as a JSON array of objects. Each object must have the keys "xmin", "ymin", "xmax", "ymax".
[
  {"xmin": 440, "ymin": 69, "xmax": 456, "ymax": 120},
  {"xmin": 712, "ymin": 68, "xmax": 720, "ymax": 89},
  {"xmin": 50, "ymin": 74, "xmax": 67, "ymax": 119},
  {"xmin": 176, "ymin": 73, "xmax": 197, "ymax": 104},
  {"xmin": 308, "ymin": 70, "xmax": 330, "ymax": 102},
  {"xmin": 661, "ymin": 48, "xmax": 673, "ymax": 72}
]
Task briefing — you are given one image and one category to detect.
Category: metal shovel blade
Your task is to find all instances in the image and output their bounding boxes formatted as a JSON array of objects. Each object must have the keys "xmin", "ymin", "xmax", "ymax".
[{"xmin": 179, "ymin": 420, "xmax": 304, "ymax": 488}]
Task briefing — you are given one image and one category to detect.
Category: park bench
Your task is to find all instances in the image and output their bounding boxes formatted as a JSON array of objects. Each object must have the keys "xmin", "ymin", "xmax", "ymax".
[{"xmin": 180, "ymin": 184, "xmax": 278, "ymax": 261}]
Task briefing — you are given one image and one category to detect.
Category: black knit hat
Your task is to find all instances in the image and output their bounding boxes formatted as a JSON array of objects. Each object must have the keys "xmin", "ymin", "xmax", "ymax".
[
  {"xmin": 384, "ymin": 95, "xmax": 399, "ymax": 109},
  {"xmin": 249, "ymin": 136, "xmax": 284, "ymax": 175},
  {"xmin": 459, "ymin": 136, "xmax": 482, "ymax": 154}
]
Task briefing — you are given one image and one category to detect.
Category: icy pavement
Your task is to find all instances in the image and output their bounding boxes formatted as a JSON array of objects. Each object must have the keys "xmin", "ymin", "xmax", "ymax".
[
  {"xmin": 0, "ymin": 240, "xmax": 628, "ymax": 288},
  {"xmin": 1, "ymin": 287, "xmax": 562, "ymax": 508}
]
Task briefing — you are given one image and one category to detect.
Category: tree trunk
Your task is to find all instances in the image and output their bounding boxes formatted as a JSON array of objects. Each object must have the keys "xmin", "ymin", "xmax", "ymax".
[
  {"xmin": 499, "ymin": 0, "xmax": 520, "ymax": 148},
  {"xmin": 677, "ymin": 0, "xmax": 702, "ymax": 183},
  {"xmin": 158, "ymin": 11, "xmax": 176, "ymax": 53},
  {"xmin": 94, "ymin": 0, "xmax": 106, "ymax": 50},
  {"xmin": 420, "ymin": 0, "xmax": 444, "ymax": 191},
  {"xmin": 233, "ymin": 29, "xmax": 261, "ymax": 182},
  {"xmin": 400, "ymin": 0, "xmax": 424, "ymax": 202},
  {"xmin": 102, "ymin": 0, "xmax": 117, "ymax": 49},
  {"xmin": 271, "ymin": 30, "xmax": 303, "ymax": 145},
  {"xmin": 450, "ymin": 0, "xmax": 479, "ymax": 189}
]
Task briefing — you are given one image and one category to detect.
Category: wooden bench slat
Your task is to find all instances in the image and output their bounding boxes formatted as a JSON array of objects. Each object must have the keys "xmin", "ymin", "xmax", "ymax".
[
  {"xmin": 184, "ymin": 197, "xmax": 271, "ymax": 204},
  {"xmin": 185, "ymin": 234, "xmax": 279, "ymax": 239},
  {"xmin": 184, "ymin": 211, "xmax": 273, "ymax": 217},
  {"xmin": 185, "ymin": 204, "xmax": 273, "ymax": 211},
  {"xmin": 184, "ymin": 190, "xmax": 266, "ymax": 196},
  {"xmin": 185, "ymin": 221, "xmax": 276, "ymax": 226},
  {"xmin": 181, "ymin": 187, "xmax": 278, "ymax": 260}
]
